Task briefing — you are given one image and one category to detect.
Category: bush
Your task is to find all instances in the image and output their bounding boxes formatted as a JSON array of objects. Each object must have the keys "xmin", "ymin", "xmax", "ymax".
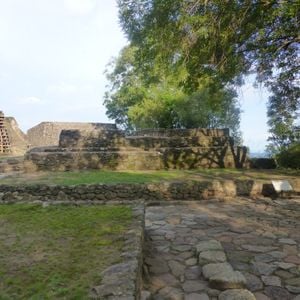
[
  {"xmin": 250, "ymin": 158, "xmax": 277, "ymax": 169},
  {"xmin": 276, "ymin": 143, "xmax": 300, "ymax": 169}
]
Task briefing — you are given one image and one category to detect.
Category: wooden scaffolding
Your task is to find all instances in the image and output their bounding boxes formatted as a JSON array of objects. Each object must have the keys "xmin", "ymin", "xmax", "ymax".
[{"xmin": 0, "ymin": 111, "xmax": 11, "ymax": 154}]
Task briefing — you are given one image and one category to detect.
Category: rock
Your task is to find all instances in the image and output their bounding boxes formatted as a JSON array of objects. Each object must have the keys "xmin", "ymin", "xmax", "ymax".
[
  {"xmin": 206, "ymin": 288, "xmax": 220, "ymax": 297},
  {"xmin": 283, "ymin": 245, "xmax": 298, "ymax": 255},
  {"xmin": 253, "ymin": 292, "xmax": 271, "ymax": 300},
  {"xmin": 264, "ymin": 286, "xmax": 291, "ymax": 300},
  {"xmin": 254, "ymin": 253, "xmax": 275, "ymax": 263},
  {"xmin": 198, "ymin": 251, "xmax": 226, "ymax": 265},
  {"xmin": 141, "ymin": 290, "xmax": 152, "ymax": 300},
  {"xmin": 276, "ymin": 262, "xmax": 296, "ymax": 270},
  {"xmin": 168, "ymin": 260, "xmax": 186, "ymax": 277},
  {"xmin": 202, "ymin": 262, "xmax": 246, "ymax": 290},
  {"xmin": 269, "ymin": 251, "xmax": 287, "ymax": 259},
  {"xmin": 202, "ymin": 262, "xmax": 233, "ymax": 279},
  {"xmin": 286, "ymin": 285, "xmax": 300, "ymax": 294},
  {"xmin": 262, "ymin": 232, "xmax": 276, "ymax": 239},
  {"xmin": 150, "ymin": 273, "xmax": 180, "ymax": 290},
  {"xmin": 218, "ymin": 289, "xmax": 256, "ymax": 300},
  {"xmin": 184, "ymin": 293, "xmax": 209, "ymax": 300},
  {"xmin": 252, "ymin": 262, "xmax": 277, "ymax": 275},
  {"xmin": 195, "ymin": 240, "xmax": 223, "ymax": 254},
  {"xmin": 275, "ymin": 270, "xmax": 294, "ymax": 279},
  {"xmin": 292, "ymin": 296, "xmax": 300, "ymax": 300},
  {"xmin": 182, "ymin": 280, "xmax": 207, "ymax": 293},
  {"xmin": 285, "ymin": 277, "xmax": 300, "ymax": 287},
  {"xmin": 186, "ymin": 258, "xmax": 198, "ymax": 266},
  {"xmin": 185, "ymin": 266, "xmax": 202, "ymax": 280},
  {"xmin": 172, "ymin": 245, "xmax": 192, "ymax": 252},
  {"xmin": 147, "ymin": 258, "xmax": 170, "ymax": 274},
  {"xmin": 158, "ymin": 286, "xmax": 183, "ymax": 300},
  {"xmin": 279, "ymin": 238, "xmax": 297, "ymax": 245},
  {"xmin": 261, "ymin": 275, "xmax": 281, "ymax": 286},
  {"xmin": 209, "ymin": 270, "xmax": 247, "ymax": 290},
  {"xmin": 244, "ymin": 272, "xmax": 263, "ymax": 291},
  {"xmin": 241, "ymin": 245, "xmax": 278, "ymax": 253},
  {"xmin": 285, "ymin": 256, "xmax": 300, "ymax": 264}
]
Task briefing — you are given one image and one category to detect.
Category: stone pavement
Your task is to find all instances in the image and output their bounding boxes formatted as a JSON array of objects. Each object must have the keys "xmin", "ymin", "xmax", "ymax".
[{"xmin": 142, "ymin": 197, "xmax": 300, "ymax": 300}]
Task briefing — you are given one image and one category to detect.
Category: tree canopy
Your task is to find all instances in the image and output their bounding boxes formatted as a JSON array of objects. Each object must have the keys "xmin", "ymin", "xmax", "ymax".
[{"xmin": 105, "ymin": 0, "xmax": 299, "ymax": 151}]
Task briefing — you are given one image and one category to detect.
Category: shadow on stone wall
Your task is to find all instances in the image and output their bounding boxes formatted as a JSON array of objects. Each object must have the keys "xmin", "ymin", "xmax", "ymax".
[{"xmin": 25, "ymin": 128, "xmax": 250, "ymax": 172}]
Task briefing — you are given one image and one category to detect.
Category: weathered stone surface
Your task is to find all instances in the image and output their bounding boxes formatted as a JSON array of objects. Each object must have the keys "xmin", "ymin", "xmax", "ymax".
[
  {"xmin": 252, "ymin": 262, "xmax": 277, "ymax": 275},
  {"xmin": 202, "ymin": 263, "xmax": 233, "ymax": 279},
  {"xmin": 264, "ymin": 286, "xmax": 292, "ymax": 300},
  {"xmin": 286, "ymin": 285, "xmax": 300, "ymax": 294},
  {"xmin": 148, "ymin": 258, "xmax": 169, "ymax": 274},
  {"xmin": 241, "ymin": 245, "xmax": 278, "ymax": 253},
  {"xmin": 186, "ymin": 258, "xmax": 198, "ymax": 266},
  {"xmin": 202, "ymin": 263, "xmax": 246, "ymax": 289},
  {"xmin": 185, "ymin": 266, "xmax": 202, "ymax": 280},
  {"xmin": 184, "ymin": 293, "xmax": 209, "ymax": 300},
  {"xmin": 168, "ymin": 260, "xmax": 186, "ymax": 277},
  {"xmin": 279, "ymin": 238, "xmax": 297, "ymax": 245},
  {"xmin": 253, "ymin": 292, "xmax": 271, "ymax": 300},
  {"xmin": 141, "ymin": 290, "xmax": 151, "ymax": 300},
  {"xmin": 144, "ymin": 198, "xmax": 300, "ymax": 300},
  {"xmin": 158, "ymin": 286, "xmax": 184, "ymax": 300},
  {"xmin": 218, "ymin": 289, "xmax": 256, "ymax": 300},
  {"xmin": 150, "ymin": 274, "xmax": 180, "ymax": 290},
  {"xmin": 285, "ymin": 277, "xmax": 300, "ymax": 287},
  {"xmin": 285, "ymin": 256, "xmax": 300, "ymax": 264},
  {"xmin": 244, "ymin": 272, "xmax": 263, "ymax": 291},
  {"xmin": 261, "ymin": 275, "xmax": 281, "ymax": 286},
  {"xmin": 198, "ymin": 251, "xmax": 226, "ymax": 265},
  {"xmin": 276, "ymin": 262, "xmax": 296, "ymax": 270},
  {"xmin": 182, "ymin": 280, "xmax": 207, "ymax": 293},
  {"xmin": 196, "ymin": 240, "xmax": 223, "ymax": 254}
]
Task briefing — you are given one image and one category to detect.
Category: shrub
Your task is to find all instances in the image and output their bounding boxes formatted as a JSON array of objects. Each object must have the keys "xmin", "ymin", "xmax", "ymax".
[{"xmin": 276, "ymin": 143, "xmax": 300, "ymax": 169}]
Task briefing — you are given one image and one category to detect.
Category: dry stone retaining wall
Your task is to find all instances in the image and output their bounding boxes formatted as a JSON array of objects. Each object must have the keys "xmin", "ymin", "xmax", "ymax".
[{"xmin": 0, "ymin": 180, "xmax": 275, "ymax": 204}]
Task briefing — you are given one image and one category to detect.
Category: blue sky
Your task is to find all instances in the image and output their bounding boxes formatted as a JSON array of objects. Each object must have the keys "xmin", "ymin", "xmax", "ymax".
[{"xmin": 0, "ymin": 0, "xmax": 269, "ymax": 153}]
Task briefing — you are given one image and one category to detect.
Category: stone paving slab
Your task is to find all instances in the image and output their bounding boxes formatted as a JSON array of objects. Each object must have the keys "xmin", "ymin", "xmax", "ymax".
[{"xmin": 142, "ymin": 197, "xmax": 300, "ymax": 300}]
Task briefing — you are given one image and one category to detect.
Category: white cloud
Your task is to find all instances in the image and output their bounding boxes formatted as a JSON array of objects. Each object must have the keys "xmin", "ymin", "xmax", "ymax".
[
  {"xmin": 63, "ymin": 0, "xmax": 96, "ymax": 16},
  {"xmin": 18, "ymin": 96, "xmax": 44, "ymax": 105}
]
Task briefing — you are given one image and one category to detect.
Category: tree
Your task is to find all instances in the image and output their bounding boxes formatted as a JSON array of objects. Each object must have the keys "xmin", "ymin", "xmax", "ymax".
[
  {"xmin": 104, "ymin": 45, "xmax": 242, "ymax": 141},
  {"xmin": 115, "ymin": 0, "xmax": 299, "ymax": 150}
]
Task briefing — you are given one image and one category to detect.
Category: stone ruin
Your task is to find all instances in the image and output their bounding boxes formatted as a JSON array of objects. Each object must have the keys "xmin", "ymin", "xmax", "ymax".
[
  {"xmin": 0, "ymin": 111, "xmax": 11, "ymax": 154},
  {"xmin": 27, "ymin": 122, "xmax": 117, "ymax": 148},
  {"xmin": 25, "ymin": 127, "xmax": 249, "ymax": 171}
]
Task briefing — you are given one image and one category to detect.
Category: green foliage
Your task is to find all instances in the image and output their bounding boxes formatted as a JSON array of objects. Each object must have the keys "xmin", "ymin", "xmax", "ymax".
[
  {"xmin": 113, "ymin": 0, "xmax": 299, "ymax": 148},
  {"xmin": 276, "ymin": 143, "xmax": 300, "ymax": 169},
  {"xmin": 104, "ymin": 46, "xmax": 242, "ymax": 140},
  {"xmin": 0, "ymin": 205, "xmax": 132, "ymax": 299}
]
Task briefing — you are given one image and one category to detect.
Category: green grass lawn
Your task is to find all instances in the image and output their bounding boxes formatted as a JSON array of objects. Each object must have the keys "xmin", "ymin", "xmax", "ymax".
[
  {"xmin": 0, "ymin": 168, "xmax": 299, "ymax": 186},
  {"xmin": 0, "ymin": 204, "xmax": 132, "ymax": 299}
]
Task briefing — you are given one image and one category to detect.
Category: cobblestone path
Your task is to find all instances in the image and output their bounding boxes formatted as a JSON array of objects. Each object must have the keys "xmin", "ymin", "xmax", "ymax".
[{"xmin": 142, "ymin": 197, "xmax": 300, "ymax": 300}]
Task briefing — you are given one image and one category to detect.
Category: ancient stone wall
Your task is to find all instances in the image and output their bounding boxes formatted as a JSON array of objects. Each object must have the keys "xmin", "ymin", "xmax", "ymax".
[
  {"xmin": 4, "ymin": 117, "xmax": 28, "ymax": 156},
  {"xmin": 27, "ymin": 122, "xmax": 117, "ymax": 148},
  {"xmin": 25, "ymin": 127, "xmax": 249, "ymax": 171},
  {"xmin": 0, "ymin": 180, "xmax": 274, "ymax": 204}
]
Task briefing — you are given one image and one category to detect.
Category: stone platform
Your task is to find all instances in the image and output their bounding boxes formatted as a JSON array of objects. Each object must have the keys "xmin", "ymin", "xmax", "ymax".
[
  {"xmin": 143, "ymin": 198, "xmax": 300, "ymax": 299},
  {"xmin": 25, "ymin": 128, "xmax": 249, "ymax": 171}
]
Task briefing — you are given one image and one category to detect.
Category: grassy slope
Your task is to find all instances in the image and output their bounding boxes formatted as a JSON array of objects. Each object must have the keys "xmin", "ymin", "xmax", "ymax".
[{"xmin": 0, "ymin": 205, "xmax": 132, "ymax": 299}]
